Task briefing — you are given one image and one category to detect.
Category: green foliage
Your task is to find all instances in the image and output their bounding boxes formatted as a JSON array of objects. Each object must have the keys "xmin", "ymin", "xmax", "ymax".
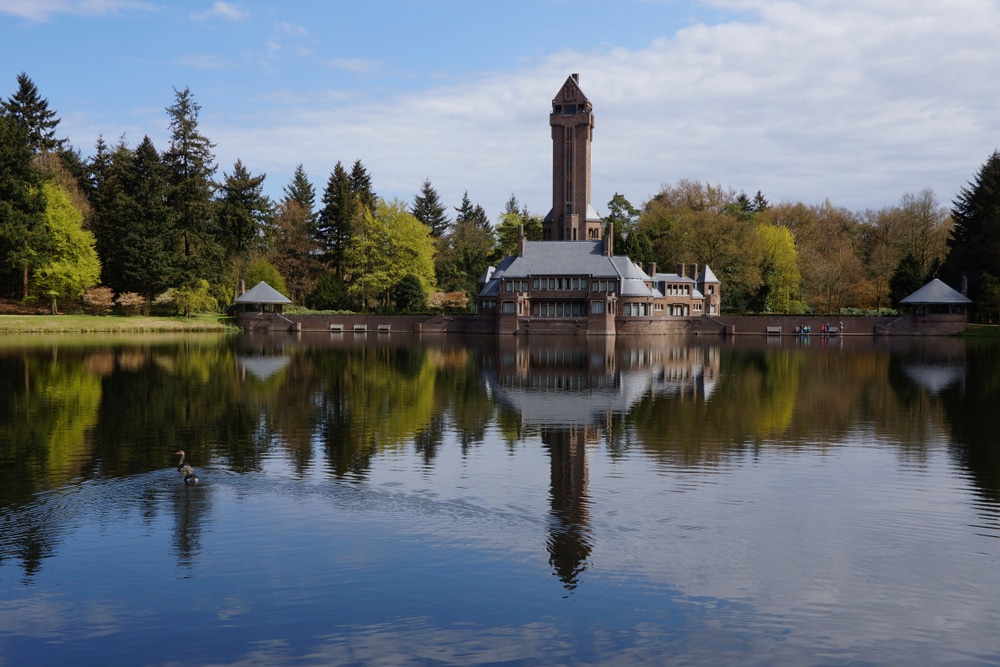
[
  {"xmin": 162, "ymin": 87, "xmax": 220, "ymax": 286},
  {"xmin": 754, "ymin": 223, "xmax": 801, "ymax": 313},
  {"xmin": 90, "ymin": 136, "xmax": 175, "ymax": 303},
  {"xmin": 0, "ymin": 112, "xmax": 46, "ymax": 299},
  {"xmin": 246, "ymin": 257, "xmax": 287, "ymax": 297},
  {"xmin": 33, "ymin": 181, "xmax": 101, "ymax": 313},
  {"xmin": 315, "ymin": 161, "xmax": 357, "ymax": 278},
  {"xmin": 454, "ymin": 190, "xmax": 490, "ymax": 230},
  {"xmin": 217, "ymin": 159, "xmax": 273, "ymax": 261},
  {"xmin": 942, "ymin": 150, "xmax": 1000, "ymax": 313},
  {"xmin": 412, "ymin": 178, "xmax": 450, "ymax": 237},
  {"xmin": 308, "ymin": 273, "xmax": 353, "ymax": 311},
  {"xmin": 3, "ymin": 72, "xmax": 65, "ymax": 153},
  {"xmin": 345, "ymin": 198, "xmax": 436, "ymax": 311},
  {"xmin": 889, "ymin": 253, "xmax": 925, "ymax": 307},
  {"xmin": 393, "ymin": 273, "xmax": 428, "ymax": 312},
  {"xmin": 155, "ymin": 279, "xmax": 218, "ymax": 316},
  {"xmin": 282, "ymin": 163, "xmax": 316, "ymax": 225}
]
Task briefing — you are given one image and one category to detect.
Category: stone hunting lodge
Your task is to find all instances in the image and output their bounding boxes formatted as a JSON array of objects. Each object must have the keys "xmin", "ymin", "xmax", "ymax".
[{"xmin": 475, "ymin": 74, "xmax": 720, "ymax": 334}]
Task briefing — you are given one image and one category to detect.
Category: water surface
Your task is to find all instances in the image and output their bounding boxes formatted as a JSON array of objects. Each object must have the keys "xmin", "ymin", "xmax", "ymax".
[{"xmin": 1, "ymin": 332, "xmax": 998, "ymax": 665}]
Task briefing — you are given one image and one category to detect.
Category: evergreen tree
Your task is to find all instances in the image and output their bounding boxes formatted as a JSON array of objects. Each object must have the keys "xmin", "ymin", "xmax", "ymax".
[
  {"xmin": 89, "ymin": 136, "xmax": 175, "ymax": 305},
  {"xmin": 315, "ymin": 161, "xmax": 356, "ymax": 278},
  {"xmin": 349, "ymin": 159, "xmax": 376, "ymax": 215},
  {"xmin": 412, "ymin": 178, "xmax": 450, "ymax": 237},
  {"xmin": 503, "ymin": 193, "xmax": 520, "ymax": 217},
  {"xmin": 162, "ymin": 87, "xmax": 219, "ymax": 285},
  {"xmin": 217, "ymin": 159, "xmax": 273, "ymax": 268},
  {"xmin": 889, "ymin": 253, "xmax": 925, "ymax": 307},
  {"xmin": 941, "ymin": 150, "xmax": 1000, "ymax": 304},
  {"xmin": 2, "ymin": 72, "xmax": 65, "ymax": 153},
  {"xmin": 455, "ymin": 190, "xmax": 490, "ymax": 230},
  {"xmin": 283, "ymin": 164, "xmax": 315, "ymax": 226},
  {"xmin": 0, "ymin": 112, "xmax": 47, "ymax": 299}
]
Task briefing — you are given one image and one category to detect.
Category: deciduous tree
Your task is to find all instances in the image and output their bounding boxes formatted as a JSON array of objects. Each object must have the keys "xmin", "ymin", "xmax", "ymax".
[
  {"xmin": 345, "ymin": 198, "xmax": 436, "ymax": 311},
  {"xmin": 33, "ymin": 181, "xmax": 100, "ymax": 313}
]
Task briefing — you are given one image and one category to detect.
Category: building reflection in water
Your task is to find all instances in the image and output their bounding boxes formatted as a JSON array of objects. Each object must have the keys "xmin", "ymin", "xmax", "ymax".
[{"xmin": 483, "ymin": 336, "xmax": 719, "ymax": 590}]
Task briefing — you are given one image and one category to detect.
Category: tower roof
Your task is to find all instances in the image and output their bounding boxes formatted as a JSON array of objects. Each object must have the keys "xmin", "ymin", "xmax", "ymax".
[{"xmin": 551, "ymin": 73, "xmax": 591, "ymax": 110}]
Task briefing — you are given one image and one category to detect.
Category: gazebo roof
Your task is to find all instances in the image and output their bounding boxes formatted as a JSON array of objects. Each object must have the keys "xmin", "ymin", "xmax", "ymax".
[
  {"xmin": 234, "ymin": 281, "xmax": 292, "ymax": 304},
  {"xmin": 899, "ymin": 278, "xmax": 971, "ymax": 305}
]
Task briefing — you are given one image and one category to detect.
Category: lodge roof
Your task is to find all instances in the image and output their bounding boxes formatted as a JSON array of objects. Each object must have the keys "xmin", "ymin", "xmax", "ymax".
[
  {"xmin": 234, "ymin": 281, "xmax": 292, "ymax": 305},
  {"xmin": 899, "ymin": 278, "xmax": 971, "ymax": 305}
]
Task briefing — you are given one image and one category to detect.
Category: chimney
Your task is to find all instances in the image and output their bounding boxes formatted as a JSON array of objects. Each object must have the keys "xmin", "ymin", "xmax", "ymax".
[
  {"xmin": 605, "ymin": 222, "xmax": 614, "ymax": 255},
  {"xmin": 677, "ymin": 263, "xmax": 686, "ymax": 278},
  {"xmin": 572, "ymin": 73, "xmax": 579, "ymax": 83},
  {"xmin": 648, "ymin": 262, "xmax": 657, "ymax": 277},
  {"xmin": 691, "ymin": 263, "xmax": 699, "ymax": 281},
  {"xmin": 518, "ymin": 224, "xmax": 526, "ymax": 257},
  {"xmin": 961, "ymin": 275, "xmax": 968, "ymax": 296}
]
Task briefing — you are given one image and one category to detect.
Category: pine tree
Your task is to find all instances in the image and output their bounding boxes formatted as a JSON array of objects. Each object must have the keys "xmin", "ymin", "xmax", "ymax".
[
  {"xmin": 412, "ymin": 178, "xmax": 449, "ymax": 237},
  {"xmin": 455, "ymin": 190, "xmax": 490, "ymax": 230},
  {"xmin": 0, "ymin": 112, "xmax": 46, "ymax": 298},
  {"xmin": 162, "ymin": 87, "xmax": 219, "ymax": 285},
  {"xmin": 942, "ymin": 150, "xmax": 1000, "ymax": 303},
  {"xmin": 349, "ymin": 159, "xmax": 376, "ymax": 215},
  {"xmin": 2, "ymin": 72, "xmax": 65, "ymax": 153},
  {"xmin": 315, "ymin": 161, "xmax": 356, "ymax": 278},
  {"xmin": 282, "ymin": 164, "xmax": 316, "ymax": 225},
  {"xmin": 217, "ymin": 159, "xmax": 272, "ymax": 262}
]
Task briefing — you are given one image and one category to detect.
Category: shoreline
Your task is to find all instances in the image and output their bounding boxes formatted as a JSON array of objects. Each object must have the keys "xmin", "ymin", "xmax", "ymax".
[{"xmin": 0, "ymin": 314, "xmax": 239, "ymax": 334}]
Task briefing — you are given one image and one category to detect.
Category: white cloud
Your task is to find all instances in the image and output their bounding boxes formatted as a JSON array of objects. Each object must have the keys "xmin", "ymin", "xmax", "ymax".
[
  {"xmin": 205, "ymin": 0, "xmax": 1000, "ymax": 217},
  {"xmin": 0, "ymin": 0, "xmax": 151, "ymax": 21},
  {"xmin": 191, "ymin": 1, "xmax": 246, "ymax": 22}
]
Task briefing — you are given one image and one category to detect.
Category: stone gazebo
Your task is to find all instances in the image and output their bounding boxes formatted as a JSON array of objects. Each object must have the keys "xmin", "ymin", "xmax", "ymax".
[
  {"xmin": 899, "ymin": 278, "xmax": 972, "ymax": 316},
  {"xmin": 877, "ymin": 278, "xmax": 972, "ymax": 335},
  {"xmin": 234, "ymin": 281, "xmax": 293, "ymax": 331}
]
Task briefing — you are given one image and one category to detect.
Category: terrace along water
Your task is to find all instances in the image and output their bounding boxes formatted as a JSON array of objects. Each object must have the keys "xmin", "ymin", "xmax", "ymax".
[{"xmin": 1, "ymin": 332, "xmax": 999, "ymax": 666}]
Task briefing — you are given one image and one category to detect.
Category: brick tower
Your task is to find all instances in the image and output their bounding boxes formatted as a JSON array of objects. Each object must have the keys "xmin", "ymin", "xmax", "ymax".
[{"xmin": 545, "ymin": 74, "xmax": 601, "ymax": 241}]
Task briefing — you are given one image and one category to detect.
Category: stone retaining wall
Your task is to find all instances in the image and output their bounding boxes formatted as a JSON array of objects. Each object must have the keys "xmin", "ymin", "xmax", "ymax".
[{"xmin": 238, "ymin": 312, "xmax": 967, "ymax": 336}]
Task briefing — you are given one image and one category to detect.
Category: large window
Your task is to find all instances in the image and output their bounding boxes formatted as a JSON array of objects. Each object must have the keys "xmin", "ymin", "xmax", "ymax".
[
  {"xmin": 501, "ymin": 302, "xmax": 516, "ymax": 314},
  {"xmin": 591, "ymin": 280, "xmax": 616, "ymax": 293},
  {"xmin": 531, "ymin": 302, "xmax": 584, "ymax": 317},
  {"xmin": 590, "ymin": 301, "xmax": 605, "ymax": 315}
]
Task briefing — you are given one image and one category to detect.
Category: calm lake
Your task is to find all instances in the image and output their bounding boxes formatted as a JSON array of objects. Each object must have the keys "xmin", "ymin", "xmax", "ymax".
[{"xmin": 1, "ymin": 331, "xmax": 999, "ymax": 666}]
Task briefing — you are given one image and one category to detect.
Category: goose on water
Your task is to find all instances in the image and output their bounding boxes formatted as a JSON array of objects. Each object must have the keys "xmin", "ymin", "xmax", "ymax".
[{"xmin": 173, "ymin": 450, "xmax": 199, "ymax": 486}]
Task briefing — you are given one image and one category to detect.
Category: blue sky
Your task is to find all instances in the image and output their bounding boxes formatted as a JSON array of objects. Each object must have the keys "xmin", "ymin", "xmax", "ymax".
[{"xmin": 2, "ymin": 0, "xmax": 999, "ymax": 221}]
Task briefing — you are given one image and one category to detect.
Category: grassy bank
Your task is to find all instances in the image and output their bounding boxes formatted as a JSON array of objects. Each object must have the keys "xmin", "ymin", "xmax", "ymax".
[
  {"xmin": 0, "ymin": 313, "xmax": 239, "ymax": 333},
  {"xmin": 958, "ymin": 323, "xmax": 1000, "ymax": 338}
]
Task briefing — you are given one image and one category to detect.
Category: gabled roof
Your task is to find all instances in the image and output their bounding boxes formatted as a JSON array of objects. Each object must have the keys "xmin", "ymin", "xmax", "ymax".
[
  {"xmin": 899, "ymin": 278, "xmax": 971, "ymax": 305},
  {"xmin": 235, "ymin": 281, "xmax": 292, "ymax": 304}
]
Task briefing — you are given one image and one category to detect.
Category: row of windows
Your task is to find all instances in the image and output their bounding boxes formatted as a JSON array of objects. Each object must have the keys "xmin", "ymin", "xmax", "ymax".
[
  {"xmin": 532, "ymin": 302, "xmax": 585, "ymax": 317},
  {"xmin": 505, "ymin": 279, "xmax": 618, "ymax": 293}
]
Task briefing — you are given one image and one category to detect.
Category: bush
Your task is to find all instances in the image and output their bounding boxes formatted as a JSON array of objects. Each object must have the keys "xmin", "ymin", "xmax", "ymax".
[
  {"xmin": 82, "ymin": 286, "xmax": 115, "ymax": 315},
  {"xmin": 153, "ymin": 280, "xmax": 218, "ymax": 316},
  {"xmin": 115, "ymin": 292, "xmax": 145, "ymax": 316},
  {"xmin": 429, "ymin": 291, "xmax": 469, "ymax": 312},
  {"xmin": 393, "ymin": 274, "xmax": 427, "ymax": 313}
]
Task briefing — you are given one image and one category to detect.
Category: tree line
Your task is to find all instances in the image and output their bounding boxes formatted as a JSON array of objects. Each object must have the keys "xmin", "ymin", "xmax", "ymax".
[{"xmin": 2, "ymin": 72, "xmax": 999, "ymax": 318}]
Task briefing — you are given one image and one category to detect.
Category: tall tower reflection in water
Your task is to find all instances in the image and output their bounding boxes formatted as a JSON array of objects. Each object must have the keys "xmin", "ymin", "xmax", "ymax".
[{"xmin": 483, "ymin": 336, "xmax": 718, "ymax": 590}]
